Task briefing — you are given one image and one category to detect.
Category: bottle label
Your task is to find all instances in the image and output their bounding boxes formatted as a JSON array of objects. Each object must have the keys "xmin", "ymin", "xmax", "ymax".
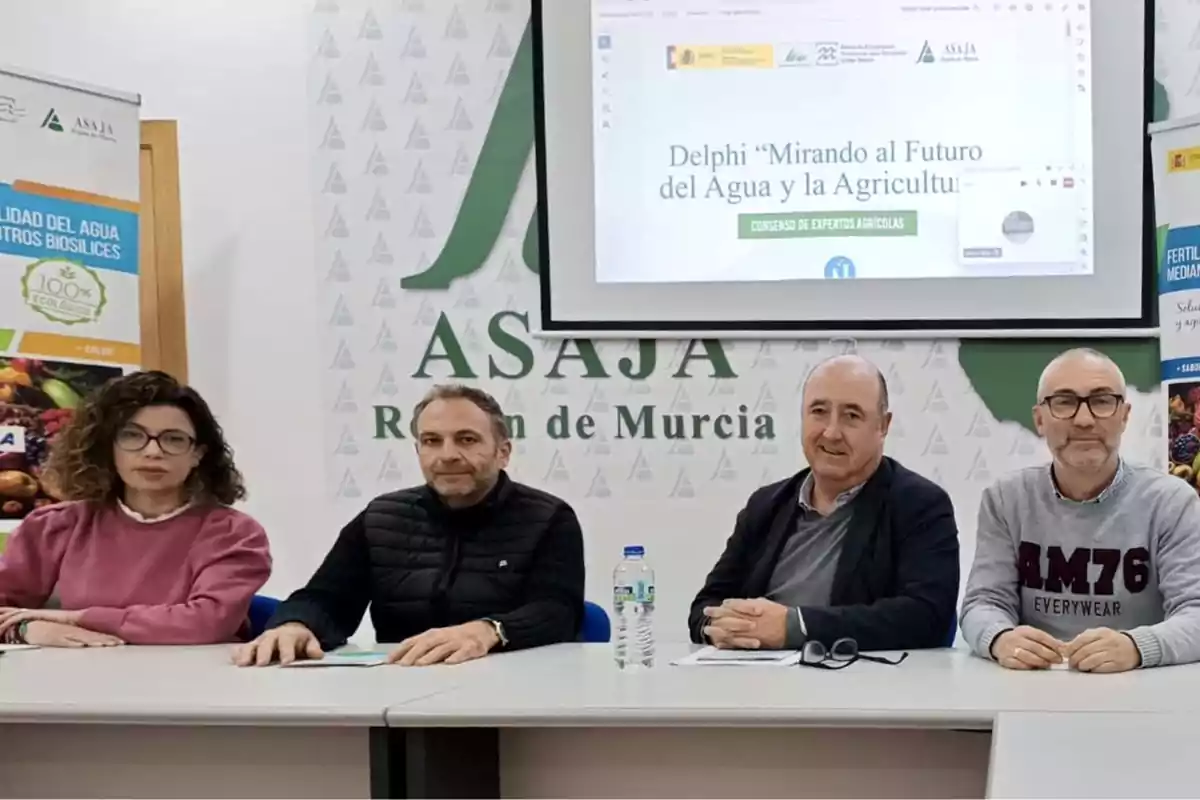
[
  {"xmin": 613, "ymin": 584, "xmax": 634, "ymax": 604},
  {"xmin": 635, "ymin": 580, "xmax": 655, "ymax": 604}
]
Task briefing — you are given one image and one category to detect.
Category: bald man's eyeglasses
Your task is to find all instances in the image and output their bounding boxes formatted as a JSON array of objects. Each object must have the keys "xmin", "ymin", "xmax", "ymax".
[{"xmin": 1041, "ymin": 392, "xmax": 1124, "ymax": 421}]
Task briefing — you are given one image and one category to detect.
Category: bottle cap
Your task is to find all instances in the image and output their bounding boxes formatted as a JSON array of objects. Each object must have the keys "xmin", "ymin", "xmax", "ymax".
[{"xmin": 623, "ymin": 545, "xmax": 645, "ymax": 557}]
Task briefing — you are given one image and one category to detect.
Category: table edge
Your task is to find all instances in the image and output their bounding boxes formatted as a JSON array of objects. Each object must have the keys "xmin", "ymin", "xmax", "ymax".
[
  {"xmin": 384, "ymin": 708, "xmax": 997, "ymax": 729},
  {"xmin": 0, "ymin": 706, "xmax": 388, "ymax": 727}
]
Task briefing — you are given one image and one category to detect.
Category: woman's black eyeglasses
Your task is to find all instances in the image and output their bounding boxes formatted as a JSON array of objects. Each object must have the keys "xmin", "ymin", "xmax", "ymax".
[
  {"xmin": 115, "ymin": 424, "xmax": 195, "ymax": 456},
  {"xmin": 799, "ymin": 637, "xmax": 909, "ymax": 670}
]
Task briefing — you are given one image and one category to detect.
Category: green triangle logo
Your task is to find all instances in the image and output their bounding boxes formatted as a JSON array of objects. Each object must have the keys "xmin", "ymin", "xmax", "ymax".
[
  {"xmin": 41, "ymin": 109, "xmax": 63, "ymax": 132},
  {"xmin": 917, "ymin": 41, "xmax": 935, "ymax": 64}
]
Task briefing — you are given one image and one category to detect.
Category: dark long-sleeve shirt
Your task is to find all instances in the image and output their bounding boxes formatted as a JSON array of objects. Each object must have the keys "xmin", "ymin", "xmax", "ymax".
[{"xmin": 269, "ymin": 472, "xmax": 585, "ymax": 650}]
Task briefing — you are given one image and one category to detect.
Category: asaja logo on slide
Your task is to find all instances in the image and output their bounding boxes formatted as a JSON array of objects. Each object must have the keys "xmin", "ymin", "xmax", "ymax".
[
  {"xmin": 40, "ymin": 108, "xmax": 63, "ymax": 132},
  {"xmin": 38, "ymin": 108, "xmax": 116, "ymax": 142},
  {"xmin": 916, "ymin": 40, "xmax": 977, "ymax": 64},
  {"xmin": 941, "ymin": 41, "xmax": 978, "ymax": 62},
  {"xmin": 0, "ymin": 95, "xmax": 27, "ymax": 124},
  {"xmin": 21, "ymin": 259, "xmax": 108, "ymax": 325},
  {"xmin": 71, "ymin": 114, "xmax": 116, "ymax": 142}
]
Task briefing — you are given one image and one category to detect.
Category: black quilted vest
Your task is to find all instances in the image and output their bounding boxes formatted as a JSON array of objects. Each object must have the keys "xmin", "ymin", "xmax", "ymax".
[{"xmin": 360, "ymin": 471, "xmax": 568, "ymax": 642}]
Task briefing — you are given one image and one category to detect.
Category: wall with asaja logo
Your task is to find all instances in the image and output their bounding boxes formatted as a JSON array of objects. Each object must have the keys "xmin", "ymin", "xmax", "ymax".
[{"xmin": 310, "ymin": 0, "xmax": 1166, "ymax": 633}]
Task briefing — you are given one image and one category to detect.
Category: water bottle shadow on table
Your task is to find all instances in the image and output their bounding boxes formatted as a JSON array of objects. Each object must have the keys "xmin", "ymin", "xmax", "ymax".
[{"xmin": 613, "ymin": 545, "xmax": 655, "ymax": 670}]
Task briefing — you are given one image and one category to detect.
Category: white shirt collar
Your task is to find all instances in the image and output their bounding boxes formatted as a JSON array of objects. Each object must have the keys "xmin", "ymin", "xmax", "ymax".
[{"xmin": 117, "ymin": 499, "xmax": 193, "ymax": 524}]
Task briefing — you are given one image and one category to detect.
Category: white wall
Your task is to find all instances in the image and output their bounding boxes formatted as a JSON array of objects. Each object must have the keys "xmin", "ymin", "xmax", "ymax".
[{"xmin": 0, "ymin": 0, "xmax": 330, "ymax": 601}]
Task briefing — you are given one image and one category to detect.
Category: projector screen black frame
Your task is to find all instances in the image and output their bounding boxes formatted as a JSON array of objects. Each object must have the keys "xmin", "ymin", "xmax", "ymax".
[{"xmin": 531, "ymin": 0, "xmax": 1158, "ymax": 337}]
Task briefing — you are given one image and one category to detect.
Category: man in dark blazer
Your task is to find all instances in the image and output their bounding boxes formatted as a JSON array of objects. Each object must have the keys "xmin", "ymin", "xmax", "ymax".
[{"xmin": 690, "ymin": 355, "xmax": 960, "ymax": 652}]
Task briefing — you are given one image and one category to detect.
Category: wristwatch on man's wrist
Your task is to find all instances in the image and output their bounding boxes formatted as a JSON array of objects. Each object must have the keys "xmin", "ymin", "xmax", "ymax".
[{"xmin": 482, "ymin": 618, "xmax": 508, "ymax": 648}]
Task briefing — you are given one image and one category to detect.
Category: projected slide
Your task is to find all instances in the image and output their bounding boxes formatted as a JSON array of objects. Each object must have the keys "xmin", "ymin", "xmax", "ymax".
[{"xmin": 590, "ymin": 0, "xmax": 1094, "ymax": 284}]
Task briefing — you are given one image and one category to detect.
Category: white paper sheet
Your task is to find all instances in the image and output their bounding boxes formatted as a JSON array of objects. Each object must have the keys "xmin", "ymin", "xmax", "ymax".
[{"xmin": 672, "ymin": 646, "xmax": 804, "ymax": 667}]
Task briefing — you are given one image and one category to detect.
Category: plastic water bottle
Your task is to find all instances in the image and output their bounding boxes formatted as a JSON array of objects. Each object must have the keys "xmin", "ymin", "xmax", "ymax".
[{"xmin": 613, "ymin": 545, "xmax": 655, "ymax": 669}]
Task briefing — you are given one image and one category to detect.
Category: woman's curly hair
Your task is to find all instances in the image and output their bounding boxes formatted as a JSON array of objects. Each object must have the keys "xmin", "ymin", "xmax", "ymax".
[{"xmin": 42, "ymin": 370, "xmax": 246, "ymax": 505}]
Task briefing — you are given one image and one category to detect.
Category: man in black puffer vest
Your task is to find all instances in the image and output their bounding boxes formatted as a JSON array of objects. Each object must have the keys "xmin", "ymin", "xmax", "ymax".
[{"xmin": 235, "ymin": 384, "xmax": 585, "ymax": 667}]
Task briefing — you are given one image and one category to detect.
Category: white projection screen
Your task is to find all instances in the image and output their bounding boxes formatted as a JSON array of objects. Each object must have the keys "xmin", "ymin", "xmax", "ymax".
[{"xmin": 533, "ymin": 0, "xmax": 1155, "ymax": 337}]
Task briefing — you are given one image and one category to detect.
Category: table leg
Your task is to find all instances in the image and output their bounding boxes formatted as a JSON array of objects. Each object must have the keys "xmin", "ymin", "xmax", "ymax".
[{"xmin": 370, "ymin": 727, "xmax": 500, "ymax": 799}]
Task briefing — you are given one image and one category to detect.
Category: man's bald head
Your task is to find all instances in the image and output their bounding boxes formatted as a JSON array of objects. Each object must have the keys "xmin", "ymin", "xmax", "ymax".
[
  {"xmin": 1033, "ymin": 347, "xmax": 1130, "ymax": 482},
  {"xmin": 800, "ymin": 354, "xmax": 891, "ymax": 495},
  {"xmin": 1036, "ymin": 348, "xmax": 1127, "ymax": 401},
  {"xmin": 802, "ymin": 354, "xmax": 889, "ymax": 414}
]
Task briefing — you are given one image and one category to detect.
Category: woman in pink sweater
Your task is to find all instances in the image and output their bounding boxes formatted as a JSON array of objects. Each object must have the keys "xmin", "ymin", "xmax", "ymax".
[{"xmin": 0, "ymin": 370, "xmax": 271, "ymax": 647}]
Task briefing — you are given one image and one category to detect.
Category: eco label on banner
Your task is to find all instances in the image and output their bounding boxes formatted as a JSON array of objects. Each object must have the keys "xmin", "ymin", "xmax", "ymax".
[
  {"xmin": 1151, "ymin": 114, "xmax": 1200, "ymax": 498},
  {"xmin": 21, "ymin": 260, "xmax": 108, "ymax": 325}
]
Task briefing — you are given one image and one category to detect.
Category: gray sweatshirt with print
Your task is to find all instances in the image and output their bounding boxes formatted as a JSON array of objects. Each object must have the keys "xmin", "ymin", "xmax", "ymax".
[{"xmin": 960, "ymin": 462, "xmax": 1200, "ymax": 668}]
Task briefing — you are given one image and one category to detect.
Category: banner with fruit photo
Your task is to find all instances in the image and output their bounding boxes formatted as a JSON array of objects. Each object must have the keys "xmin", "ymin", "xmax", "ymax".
[
  {"xmin": 1150, "ymin": 115, "xmax": 1200, "ymax": 496},
  {"xmin": 1, "ymin": 360, "xmax": 124, "ymax": 520},
  {"xmin": 0, "ymin": 67, "xmax": 140, "ymax": 540}
]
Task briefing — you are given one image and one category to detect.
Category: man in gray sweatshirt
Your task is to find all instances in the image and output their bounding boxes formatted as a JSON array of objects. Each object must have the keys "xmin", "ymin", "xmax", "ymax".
[{"xmin": 960, "ymin": 348, "xmax": 1200, "ymax": 672}]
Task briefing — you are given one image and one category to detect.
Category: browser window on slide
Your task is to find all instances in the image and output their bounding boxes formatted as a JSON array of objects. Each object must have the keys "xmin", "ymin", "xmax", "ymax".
[
  {"xmin": 957, "ymin": 169, "xmax": 1088, "ymax": 276},
  {"xmin": 590, "ymin": 0, "xmax": 1094, "ymax": 284}
]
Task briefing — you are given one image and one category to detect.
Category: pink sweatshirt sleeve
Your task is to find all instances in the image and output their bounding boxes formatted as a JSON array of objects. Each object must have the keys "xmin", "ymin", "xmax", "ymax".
[
  {"xmin": 79, "ymin": 512, "xmax": 272, "ymax": 644},
  {"xmin": 0, "ymin": 504, "xmax": 77, "ymax": 608}
]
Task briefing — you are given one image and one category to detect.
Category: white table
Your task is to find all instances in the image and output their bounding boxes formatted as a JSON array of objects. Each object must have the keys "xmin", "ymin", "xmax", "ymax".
[
  {"xmin": 0, "ymin": 645, "xmax": 464, "ymax": 799},
  {"xmin": 988, "ymin": 712, "xmax": 1200, "ymax": 798},
  {"xmin": 5, "ymin": 643, "xmax": 1200, "ymax": 799},
  {"xmin": 386, "ymin": 643, "xmax": 1200, "ymax": 798}
]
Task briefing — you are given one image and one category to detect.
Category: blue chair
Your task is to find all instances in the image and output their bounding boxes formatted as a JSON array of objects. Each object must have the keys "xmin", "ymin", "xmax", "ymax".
[
  {"xmin": 247, "ymin": 594, "xmax": 281, "ymax": 638},
  {"xmin": 578, "ymin": 600, "xmax": 611, "ymax": 643},
  {"xmin": 945, "ymin": 610, "xmax": 958, "ymax": 648}
]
